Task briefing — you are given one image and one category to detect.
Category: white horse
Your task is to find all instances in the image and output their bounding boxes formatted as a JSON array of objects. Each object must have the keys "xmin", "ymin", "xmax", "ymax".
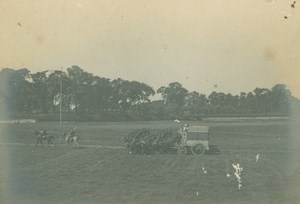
[{"xmin": 64, "ymin": 128, "xmax": 79, "ymax": 147}]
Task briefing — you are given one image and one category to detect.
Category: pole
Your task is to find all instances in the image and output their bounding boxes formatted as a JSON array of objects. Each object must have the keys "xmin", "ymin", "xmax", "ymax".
[{"xmin": 59, "ymin": 67, "xmax": 62, "ymax": 141}]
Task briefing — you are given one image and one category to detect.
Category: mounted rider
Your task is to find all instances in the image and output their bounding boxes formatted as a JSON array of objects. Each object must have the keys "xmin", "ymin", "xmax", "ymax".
[
  {"xmin": 181, "ymin": 124, "xmax": 189, "ymax": 145},
  {"xmin": 65, "ymin": 127, "xmax": 75, "ymax": 142},
  {"xmin": 35, "ymin": 129, "xmax": 49, "ymax": 146},
  {"xmin": 64, "ymin": 127, "xmax": 79, "ymax": 146}
]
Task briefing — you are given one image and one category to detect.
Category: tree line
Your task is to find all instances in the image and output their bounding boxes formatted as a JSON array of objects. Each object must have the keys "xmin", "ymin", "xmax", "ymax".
[{"xmin": 0, "ymin": 66, "xmax": 297, "ymax": 121}]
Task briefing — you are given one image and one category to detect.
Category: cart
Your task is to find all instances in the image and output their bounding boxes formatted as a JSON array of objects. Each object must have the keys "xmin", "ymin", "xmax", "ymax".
[{"xmin": 176, "ymin": 125, "xmax": 209, "ymax": 155}]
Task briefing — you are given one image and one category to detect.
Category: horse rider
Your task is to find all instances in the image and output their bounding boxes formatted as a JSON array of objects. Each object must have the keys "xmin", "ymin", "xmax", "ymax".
[
  {"xmin": 181, "ymin": 124, "xmax": 189, "ymax": 145},
  {"xmin": 65, "ymin": 127, "xmax": 75, "ymax": 142},
  {"xmin": 35, "ymin": 130, "xmax": 48, "ymax": 146}
]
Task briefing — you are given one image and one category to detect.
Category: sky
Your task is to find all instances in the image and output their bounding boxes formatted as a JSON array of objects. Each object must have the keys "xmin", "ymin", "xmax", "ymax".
[{"xmin": 0, "ymin": 0, "xmax": 299, "ymax": 98}]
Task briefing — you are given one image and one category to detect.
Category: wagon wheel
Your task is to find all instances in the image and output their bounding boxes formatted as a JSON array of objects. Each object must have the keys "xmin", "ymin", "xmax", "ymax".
[
  {"xmin": 191, "ymin": 144, "xmax": 205, "ymax": 156},
  {"xmin": 177, "ymin": 146, "xmax": 188, "ymax": 155}
]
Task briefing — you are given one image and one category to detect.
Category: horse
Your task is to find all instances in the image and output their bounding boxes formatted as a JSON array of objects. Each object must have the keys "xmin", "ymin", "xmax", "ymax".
[
  {"xmin": 34, "ymin": 130, "xmax": 54, "ymax": 147},
  {"xmin": 64, "ymin": 128, "xmax": 79, "ymax": 147}
]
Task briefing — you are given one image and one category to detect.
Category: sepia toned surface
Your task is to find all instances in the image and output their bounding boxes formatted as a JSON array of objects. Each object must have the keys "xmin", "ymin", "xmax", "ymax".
[
  {"xmin": 1, "ymin": 0, "xmax": 300, "ymax": 203},
  {"xmin": 0, "ymin": 0, "xmax": 299, "ymax": 96}
]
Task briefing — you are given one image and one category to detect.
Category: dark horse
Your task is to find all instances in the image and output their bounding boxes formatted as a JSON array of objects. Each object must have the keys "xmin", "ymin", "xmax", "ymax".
[{"xmin": 34, "ymin": 130, "xmax": 54, "ymax": 147}]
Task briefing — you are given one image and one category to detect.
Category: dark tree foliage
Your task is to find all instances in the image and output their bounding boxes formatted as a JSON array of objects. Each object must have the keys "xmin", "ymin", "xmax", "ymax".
[
  {"xmin": 157, "ymin": 82, "xmax": 188, "ymax": 115},
  {"xmin": 0, "ymin": 66, "xmax": 297, "ymax": 120}
]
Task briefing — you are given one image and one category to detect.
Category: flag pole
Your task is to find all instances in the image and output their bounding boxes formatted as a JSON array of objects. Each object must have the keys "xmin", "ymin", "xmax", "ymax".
[{"xmin": 59, "ymin": 67, "xmax": 63, "ymax": 142}]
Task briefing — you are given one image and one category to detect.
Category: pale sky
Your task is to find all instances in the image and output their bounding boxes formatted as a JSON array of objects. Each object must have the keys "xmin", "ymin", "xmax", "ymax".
[{"xmin": 0, "ymin": 0, "xmax": 299, "ymax": 98}]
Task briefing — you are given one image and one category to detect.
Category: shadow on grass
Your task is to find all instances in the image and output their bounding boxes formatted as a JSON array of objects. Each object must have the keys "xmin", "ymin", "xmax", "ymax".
[
  {"xmin": 170, "ymin": 144, "xmax": 221, "ymax": 156},
  {"xmin": 128, "ymin": 145, "xmax": 221, "ymax": 156}
]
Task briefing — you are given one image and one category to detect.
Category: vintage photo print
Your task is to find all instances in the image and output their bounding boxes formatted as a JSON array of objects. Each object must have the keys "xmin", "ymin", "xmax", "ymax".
[{"xmin": 0, "ymin": 0, "xmax": 300, "ymax": 203}]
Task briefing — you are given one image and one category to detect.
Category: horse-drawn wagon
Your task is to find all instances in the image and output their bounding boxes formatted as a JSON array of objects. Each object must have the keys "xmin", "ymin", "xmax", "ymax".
[{"xmin": 176, "ymin": 125, "xmax": 209, "ymax": 155}]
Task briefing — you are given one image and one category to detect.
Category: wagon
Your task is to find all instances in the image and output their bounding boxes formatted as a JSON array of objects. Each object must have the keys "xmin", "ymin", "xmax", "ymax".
[{"xmin": 176, "ymin": 125, "xmax": 209, "ymax": 155}]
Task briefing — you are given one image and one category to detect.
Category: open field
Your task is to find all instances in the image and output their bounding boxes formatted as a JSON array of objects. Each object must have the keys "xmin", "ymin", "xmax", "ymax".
[{"xmin": 1, "ymin": 119, "xmax": 300, "ymax": 203}]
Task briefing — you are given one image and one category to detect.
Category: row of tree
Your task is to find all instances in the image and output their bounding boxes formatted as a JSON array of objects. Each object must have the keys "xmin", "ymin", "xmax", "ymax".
[
  {"xmin": 147, "ymin": 82, "xmax": 296, "ymax": 119},
  {"xmin": 0, "ymin": 66, "xmax": 297, "ymax": 120}
]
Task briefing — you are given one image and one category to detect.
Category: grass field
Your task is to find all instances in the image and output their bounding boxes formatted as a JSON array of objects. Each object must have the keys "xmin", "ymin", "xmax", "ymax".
[{"xmin": 1, "ymin": 119, "xmax": 300, "ymax": 204}]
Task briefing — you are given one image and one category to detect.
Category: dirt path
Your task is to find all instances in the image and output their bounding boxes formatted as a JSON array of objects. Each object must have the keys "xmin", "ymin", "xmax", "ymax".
[{"xmin": 0, "ymin": 142, "xmax": 125, "ymax": 149}]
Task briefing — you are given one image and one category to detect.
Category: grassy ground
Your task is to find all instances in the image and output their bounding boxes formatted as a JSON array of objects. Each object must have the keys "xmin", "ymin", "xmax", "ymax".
[{"xmin": 1, "ymin": 119, "xmax": 300, "ymax": 203}]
